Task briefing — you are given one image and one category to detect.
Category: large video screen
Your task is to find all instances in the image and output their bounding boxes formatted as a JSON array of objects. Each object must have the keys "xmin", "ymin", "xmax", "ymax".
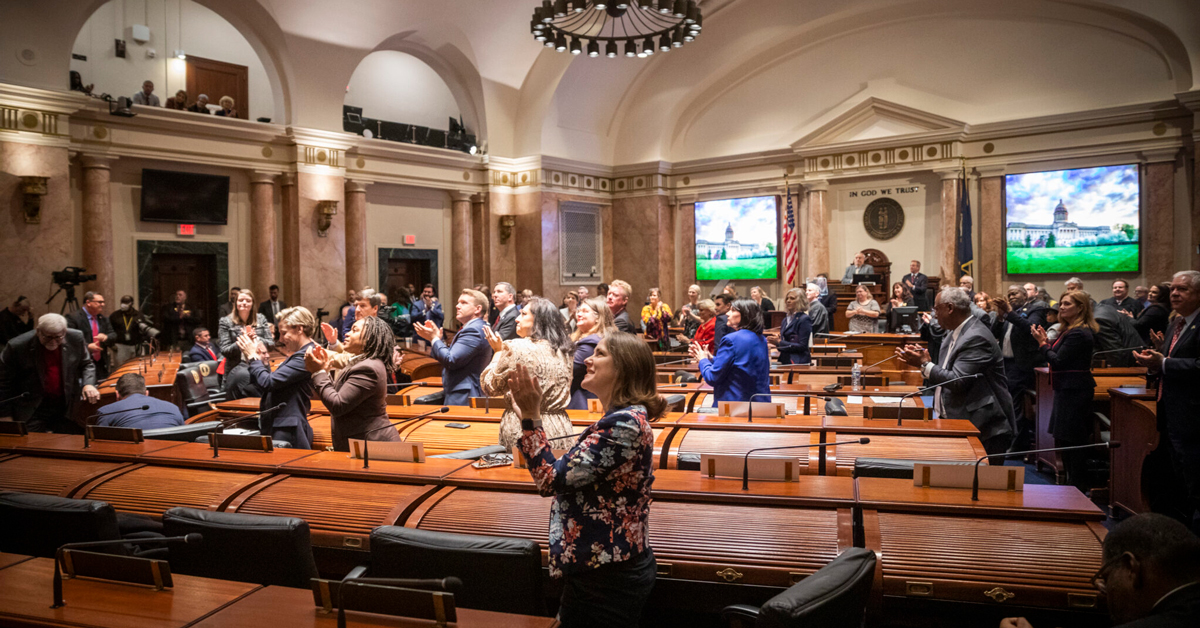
[
  {"xmin": 1005, "ymin": 164, "xmax": 1139, "ymax": 275},
  {"xmin": 695, "ymin": 196, "xmax": 778, "ymax": 281}
]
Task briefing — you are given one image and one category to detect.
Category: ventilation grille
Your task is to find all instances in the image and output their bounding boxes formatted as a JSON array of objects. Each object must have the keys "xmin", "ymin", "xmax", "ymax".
[{"xmin": 560, "ymin": 203, "xmax": 601, "ymax": 281}]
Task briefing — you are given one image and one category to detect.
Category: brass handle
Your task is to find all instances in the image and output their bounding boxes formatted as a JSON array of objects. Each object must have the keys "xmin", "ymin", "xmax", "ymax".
[
  {"xmin": 983, "ymin": 587, "xmax": 1015, "ymax": 603},
  {"xmin": 716, "ymin": 568, "xmax": 743, "ymax": 583}
]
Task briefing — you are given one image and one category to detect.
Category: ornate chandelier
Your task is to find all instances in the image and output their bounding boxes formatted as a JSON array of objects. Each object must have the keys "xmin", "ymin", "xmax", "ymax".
[{"xmin": 531, "ymin": 1, "xmax": 703, "ymax": 58}]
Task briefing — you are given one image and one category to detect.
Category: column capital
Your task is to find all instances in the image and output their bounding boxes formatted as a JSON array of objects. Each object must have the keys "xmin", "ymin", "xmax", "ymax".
[
  {"xmin": 78, "ymin": 153, "xmax": 117, "ymax": 169},
  {"xmin": 973, "ymin": 165, "xmax": 1006, "ymax": 178},
  {"xmin": 804, "ymin": 179, "xmax": 829, "ymax": 193},
  {"xmin": 278, "ymin": 172, "xmax": 296, "ymax": 187},
  {"xmin": 933, "ymin": 167, "xmax": 963, "ymax": 181},
  {"xmin": 470, "ymin": 192, "xmax": 486, "ymax": 204},
  {"xmin": 1140, "ymin": 148, "xmax": 1180, "ymax": 164},
  {"xmin": 345, "ymin": 179, "xmax": 372, "ymax": 194},
  {"xmin": 249, "ymin": 171, "xmax": 277, "ymax": 184},
  {"xmin": 448, "ymin": 190, "xmax": 474, "ymax": 202}
]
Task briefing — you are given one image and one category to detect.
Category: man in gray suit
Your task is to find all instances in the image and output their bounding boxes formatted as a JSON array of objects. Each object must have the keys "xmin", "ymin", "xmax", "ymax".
[
  {"xmin": 840, "ymin": 251, "xmax": 875, "ymax": 284},
  {"xmin": 491, "ymin": 282, "xmax": 519, "ymax": 340},
  {"xmin": 896, "ymin": 287, "xmax": 1015, "ymax": 457},
  {"xmin": 0, "ymin": 313, "xmax": 100, "ymax": 433}
]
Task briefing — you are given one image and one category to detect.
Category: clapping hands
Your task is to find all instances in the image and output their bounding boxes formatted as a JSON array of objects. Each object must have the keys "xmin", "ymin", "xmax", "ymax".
[
  {"xmin": 689, "ymin": 341, "xmax": 712, "ymax": 362},
  {"xmin": 303, "ymin": 344, "xmax": 330, "ymax": 373},
  {"xmin": 1030, "ymin": 325, "xmax": 1048, "ymax": 347},
  {"xmin": 415, "ymin": 320, "xmax": 442, "ymax": 343},
  {"xmin": 506, "ymin": 363, "xmax": 543, "ymax": 425},
  {"xmin": 482, "ymin": 325, "xmax": 504, "ymax": 353}
]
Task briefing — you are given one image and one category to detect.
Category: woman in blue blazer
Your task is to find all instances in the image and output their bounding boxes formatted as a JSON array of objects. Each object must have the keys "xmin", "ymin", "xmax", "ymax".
[
  {"xmin": 771, "ymin": 287, "xmax": 812, "ymax": 365},
  {"xmin": 691, "ymin": 299, "xmax": 771, "ymax": 405},
  {"xmin": 237, "ymin": 305, "xmax": 317, "ymax": 449}
]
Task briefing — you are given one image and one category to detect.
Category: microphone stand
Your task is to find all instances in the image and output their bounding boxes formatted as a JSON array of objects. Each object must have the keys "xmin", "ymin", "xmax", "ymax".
[
  {"xmin": 741, "ymin": 438, "xmax": 870, "ymax": 490},
  {"xmin": 82, "ymin": 404, "xmax": 149, "ymax": 448},
  {"xmin": 210, "ymin": 403, "xmax": 285, "ymax": 458},
  {"xmin": 352, "ymin": 406, "xmax": 449, "ymax": 468},
  {"xmin": 657, "ymin": 357, "xmax": 693, "ymax": 367},
  {"xmin": 748, "ymin": 393, "xmax": 847, "ymax": 418},
  {"xmin": 0, "ymin": 391, "xmax": 30, "ymax": 406},
  {"xmin": 894, "ymin": 372, "xmax": 981, "ymax": 426},
  {"xmin": 52, "ymin": 533, "xmax": 203, "ymax": 608},
  {"xmin": 970, "ymin": 441, "xmax": 1119, "ymax": 500}
]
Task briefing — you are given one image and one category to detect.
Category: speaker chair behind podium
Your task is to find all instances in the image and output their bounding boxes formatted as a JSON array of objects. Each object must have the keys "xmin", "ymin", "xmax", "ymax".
[
  {"xmin": 721, "ymin": 548, "xmax": 876, "ymax": 628},
  {"xmin": 162, "ymin": 507, "xmax": 318, "ymax": 588},
  {"xmin": 364, "ymin": 526, "xmax": 546, "ymax": 616}
]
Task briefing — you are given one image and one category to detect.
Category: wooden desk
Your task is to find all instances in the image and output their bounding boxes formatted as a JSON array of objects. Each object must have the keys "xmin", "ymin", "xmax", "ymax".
[
  {"xmin": 664, "ymin": 429, "xmax": 821, "ymax": 472},
  {"xmin": 0, "ymin": 552, "xmax": 33, "ymax": 571},
  {"xmin": 1034, "ymin": 368, "xmax": 1146, "ymax": 481},
  {"xmin": 0, "ymin": 557, "xmax": 260, "ymax": 628},
  {"xmin": 0, "ymin": 455, "xmax": 131, "ymax": 497},
  {"xmin": 856, "ymin": 477, "xmax": 1105, "ymax": 521},
  {"xmin": 71, "ymin": 463, "xmax": 273, "ymax": 515},
  {"xmin": 189, "ymin": 582, "xmax": 559, "ymax": 628},
  {"xmin": 0, "ymin": 433, "xmax": 188, "ymax": 462},
  {"xmin": 824, "ymin": 433, "xmax": 986, "ymax": 477},
  {"xmin": 280, "ymin": 450, "xmax": 474, "ymax": 483},
  {"xmin": 1108, "ymin": 387, "xmax": 1158, "ymax": 517},
  {"xmin": 140, "ymin": 441, "xmax": 323, "ymax": 472},
  {"xmin": 822, "ymin": 415, "xmax": 980, "ymax": 438}
]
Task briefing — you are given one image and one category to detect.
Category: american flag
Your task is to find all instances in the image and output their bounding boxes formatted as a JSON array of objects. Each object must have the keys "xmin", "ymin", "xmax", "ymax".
[{"xmin": 782, "ymin": 184, "xmax": 799, "ymax": 286}]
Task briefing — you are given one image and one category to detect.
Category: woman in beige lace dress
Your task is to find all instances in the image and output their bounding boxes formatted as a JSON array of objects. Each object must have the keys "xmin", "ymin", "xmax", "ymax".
[{"xmin": 482, "ymin": 297, "xmax": 575, "ymax": 449}]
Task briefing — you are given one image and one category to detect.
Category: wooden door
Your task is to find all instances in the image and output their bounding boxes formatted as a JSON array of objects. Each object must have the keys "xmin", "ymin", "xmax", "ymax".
[
  {"xmin": 186, "ymin": 55, "xmax": 249, "ymax": 119},
  {"xmin": 384, "ymin": 258, "xmax": 431, "ymax": 302},
  {"xmin": 149, "ymin": 253, "xmax": 218, "ymax": 333}
]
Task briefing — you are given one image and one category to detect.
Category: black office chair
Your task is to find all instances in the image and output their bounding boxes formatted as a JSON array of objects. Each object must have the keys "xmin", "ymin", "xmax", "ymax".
[
  {"xmin": 162, "ymin": 507, "xmax": 318, "ymax": 588},
  {"xmin": 0, "ymin": 492, "xmax": 125, "ymax": 558},
  {"xmin": 722, "ymin": 548, "xmax": 877, "ymax": 628},
  {"xmin": 365, "ymin": 526, "xmax": 546, "ymax": 616},
  {"xmin": 851, "ymin": 458, "xmax": 972, "ymax": 479},
  {"xmin": 174, "ymin": 366, "xmax": 225, "ymax": 417},
  {"xmin": 143, "ymin": 422, "xmax": 228, "ymax": 442},
  {"xmin": 414, "ymin": 391, "xmax": 445, "ymax": 405}
]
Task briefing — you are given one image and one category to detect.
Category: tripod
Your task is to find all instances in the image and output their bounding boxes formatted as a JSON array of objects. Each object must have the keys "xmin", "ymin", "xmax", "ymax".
[{"xmin": 47, "ymin": 283, "xmax": 81, "ymax": 314}]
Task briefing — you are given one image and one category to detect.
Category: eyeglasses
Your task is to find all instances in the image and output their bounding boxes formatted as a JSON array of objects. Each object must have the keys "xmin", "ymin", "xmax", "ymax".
[{"xmin": 1091, "ymin": 552, "xmax": 1129, "ymax": 593}]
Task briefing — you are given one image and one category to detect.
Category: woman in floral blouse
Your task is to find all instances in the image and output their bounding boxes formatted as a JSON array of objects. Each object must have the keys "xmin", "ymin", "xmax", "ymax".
[
  {"xmin": 640, "ymin": 287, "xmax": 673, "ymax": 351},
  {"xmin": 509, "ymin": 332, "xmax": 663, "ymax": 627}
]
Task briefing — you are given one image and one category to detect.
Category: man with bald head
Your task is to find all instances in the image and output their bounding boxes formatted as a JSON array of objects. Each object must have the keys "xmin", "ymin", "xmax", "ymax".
[
  {"xmin": 841, "ymin": 252, "xmax": 875, "ymax": 284},
  {"xmin": 0, "ymin": 313, "xmax": 99, "ymax": 433}
]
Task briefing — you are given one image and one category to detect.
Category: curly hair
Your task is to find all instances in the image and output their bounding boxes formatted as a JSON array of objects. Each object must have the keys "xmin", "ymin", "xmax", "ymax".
[{"xmin": 350, "ymin": 316, "xmax": 397, "ymax": 373}]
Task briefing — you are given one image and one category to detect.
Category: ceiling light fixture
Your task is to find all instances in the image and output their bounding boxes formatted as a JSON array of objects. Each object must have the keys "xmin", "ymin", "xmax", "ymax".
[{"xmin": 530, "ymin": 0, "xmax": 702, "ymax": 59}]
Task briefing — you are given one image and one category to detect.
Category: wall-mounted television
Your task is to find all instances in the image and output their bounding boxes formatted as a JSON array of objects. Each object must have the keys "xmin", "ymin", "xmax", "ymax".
[
  {"xmin": 1004, "ymin": 164, "xmax": 1139, "ymax": 275},
  {"xmin": 694, "ymin": 195, "xmax": 778, "ymax": 281},
  {"xmin": 140, "ymin": 169, "xmax": 230, "ymax": 225}
]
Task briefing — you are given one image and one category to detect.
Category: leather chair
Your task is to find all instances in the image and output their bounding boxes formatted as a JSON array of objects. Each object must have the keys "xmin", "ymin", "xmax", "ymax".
[
  {"xmin": 722, "ymin": 548, "xmax": 877, "ymax": 628},
  {"xmin": 143, "ymin": 422, "xmax": 228, "ymax": 442},
  {"xmin": 0, "ymin": 492, "xmax": 124, "ymax": 558},
  {"xmin": 414, "ymin": 391, "xmax": 445, "ymax": 405},
  {"xmin": 366, "ymin": 526, "xmax": 545, "ymax": 616},
  {"xmin": 162, "ymin": 507, "xmax": 318, "ymax": 588},
  {"xmin": 852, "ymin": 457, "xmax": 972, "ymax": 479},
  {"xmin": 174, "ymin": 364, "xmax": 226, "ymax": 418}
]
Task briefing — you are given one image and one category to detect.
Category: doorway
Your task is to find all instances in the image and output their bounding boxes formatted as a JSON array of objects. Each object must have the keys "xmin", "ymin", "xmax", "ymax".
[
  {"xmin": 186, "ymin": 55, "xmax": 250, "ymax": 120},
  {"xmin": 385, "ymin": 258, "xmax": 431, "ymax": 303},
  {"xmin": 148, "ymin": 253, "xmax": 218, "ymax": 334}
]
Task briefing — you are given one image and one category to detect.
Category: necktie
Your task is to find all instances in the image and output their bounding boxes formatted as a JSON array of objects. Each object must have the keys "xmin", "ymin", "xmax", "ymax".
[
  {"xmin": 935, "ymin": 331, "xmax": 958, "ymax": 417},
  {"xmin": 1159, "ymin": 318, "xmax": 1185, "ymax": 401},
  {"xmin": 89, "ymin": 315, "xmax": 101, "ymax": 362}
]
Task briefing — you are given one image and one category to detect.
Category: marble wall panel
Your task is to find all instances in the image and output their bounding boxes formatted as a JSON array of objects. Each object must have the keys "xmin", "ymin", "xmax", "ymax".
[
  {"xmin": 611, "ymin": 195, "xmax": 666, "ymax": 310},
  {"xmin": 680, "ymin": 203, "xmax": 696, "ymax": 298},
  {"xmin": 0, "ymin": 141, "xmax": 74, "ymax": 317},
  {"xmin": 296, "ymin": 171, "xmax": 346, "ymax": 316},
  {"xmin": 978, "ymin": 176, "xmax": 1004, "ymax": 296},
  {"xmin": 1144, "ymin": 161, "xmax": 1175, "ymax": 283},
  {"xmin": 513, "ymin": 191, "xmax": 543, "ymax": 295},
  {"xmin": 487, "ymin": 191, "xmax": 517, "ymax": 290}
]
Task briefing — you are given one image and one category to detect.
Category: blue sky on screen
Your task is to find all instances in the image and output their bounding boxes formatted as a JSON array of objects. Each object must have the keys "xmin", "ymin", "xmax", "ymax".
[
  {"xmin": 1005, "ymin": 164, "xmax": 1139, "ymax": 229},
  {"xmin": 695, "ymin": 196, "xmax": 777, "ymax": 245}
]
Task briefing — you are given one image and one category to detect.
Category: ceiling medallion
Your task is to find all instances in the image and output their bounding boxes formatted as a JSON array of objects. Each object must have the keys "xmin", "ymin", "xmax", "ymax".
[{"xmin": 531, "ymin": 1, "xmax": 702, "ymax": 59}]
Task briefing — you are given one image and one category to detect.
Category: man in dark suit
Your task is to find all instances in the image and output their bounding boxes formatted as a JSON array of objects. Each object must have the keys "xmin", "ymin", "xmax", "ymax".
[
  {"xmin": 0, "ymin": 313, "xmax": 100, "ymax": 433},
  {"xmin": 1001, "ymin": 513, "xmax": 1200, "ymax": 628},
  {"xmin": 897, "ymin": 287, "xmax": 1015, "ymax": 457},
  {"xmin": 217, "ymin": 286, "xmax": 240, "ymax": 319},
  {"xmin": 607, "ymin": 279, "xmax": 638, "ymax": 333},
  {"xmin": 491, "ymin": 282, "xmax": 519, "ymax": 340},
  {"xmin": 416, "ymin": 289, "xmax": 494, "ymax": 406},
  {"xmin": 902, "ymin": 260, "xmax": 929, "ymax": 310},
  {"xmin": 66, "ymin": 291, "xmax": 115, "ymax": 379},
  {"xmin": 713, "ymin": 294, "xmax": 733, "ymax": 346},
  {"xmin": 410, "ymin": 284, "xmax": 444, "ymax": 328},
  {"xmin": 1095, "ymin": 300, "xmax": 1144, "ymax": 367},
  {"xmin": 257, "ymin": 284, "xmax": 287, "ymax": 336},
  {"xmin": 1136, "ymin": 270, "xmax": 1200, "ymax": 533},
  {"xmin": 162, "ymin": 290, "xmax": 199, "ymax": 350},
  {"xmin": 186, "ymin": 327, "xmax": 218, "ymax": 363},
  {"xmin": 1102, "ymin": 278, "xmax": 1144, "ymax": 317},
  {"xmin": 0, "ymin": 296, "xmax": 33, "ymax": 347},
  {"xmin": 95, "ymin": 372, "xmax": 184, "ymax": 429},
  {"xmin": 990, "ymin": 286, "xmax": 1049, "ymax": 451}
]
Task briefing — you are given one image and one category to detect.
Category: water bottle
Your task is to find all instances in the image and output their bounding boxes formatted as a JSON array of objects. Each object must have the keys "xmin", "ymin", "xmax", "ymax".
[{"xmin": 850, "ymin": 362, "xmax": 862, "ymax": 391}]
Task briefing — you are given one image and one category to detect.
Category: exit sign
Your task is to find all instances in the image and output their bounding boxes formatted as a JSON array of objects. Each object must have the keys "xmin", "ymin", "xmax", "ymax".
[
  {"xmin": 404, "ymin": 234, "xmax": 416, "ymax": 245},
  {"xmin": 177, "ymin": 224, "xmax": 195, "ymax": 236}
]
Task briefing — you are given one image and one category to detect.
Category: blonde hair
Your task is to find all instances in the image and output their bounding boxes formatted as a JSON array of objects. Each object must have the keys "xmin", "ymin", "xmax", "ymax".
[
  {"xmin": 1059, "ymin": 290, "xmax": 1100, "ymax": 333},
  {"xmin": 609, "ymin": 279, "xmax": 632, "ymax": 299},
  {"xmin": 460, "ymin": 289, "xmax": 488, "ymax": 317},
  {"xmin": 572, "ymin": 296, "xmax": 617, "ymax": 342},
  {"xmin": 785, "ymin": 287, "xmax": 808, "ymax": 314},
  {"xmin": 219, "ymin": 95, "xmax": 234, "ymax": 108},
  {"xmin": 696, "ymin": 299, "xmax": 716, "ymax": 316},
  {"xmin": 276, "ymin": 306, "xmax": 316, "ymax": 338}
]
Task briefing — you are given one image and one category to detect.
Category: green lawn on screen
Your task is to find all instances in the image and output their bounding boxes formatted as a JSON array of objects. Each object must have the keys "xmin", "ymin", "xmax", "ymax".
[
  {"xmin": 697, "ymin": 257, "xmax": 778, "ymax": 281},
  {"xmin": 1006, "ymin": 244, "xmax": 1139, "ymax": 274}
]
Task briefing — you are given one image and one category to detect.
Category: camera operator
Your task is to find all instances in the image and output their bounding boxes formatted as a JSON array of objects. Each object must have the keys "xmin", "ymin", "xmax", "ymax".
[
  {"xmin": 109, "ymin": 295, "xmax": 156, "ymax": 366},
  {"xmin": 66, "ymin": 292, "xmax": 116, "ymax": 380},
  {"xmin": 0, "ymin": 296, "xmax": 33, "ymax": 348}
]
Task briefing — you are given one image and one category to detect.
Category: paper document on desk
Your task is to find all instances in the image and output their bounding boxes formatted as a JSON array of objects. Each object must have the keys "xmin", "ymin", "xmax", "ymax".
[
  {"xmin": 846, "ymin": 396, "xmax": 863, "ymax": 404},
  {"xmin": 870, "ymin": 396, "xmax": 901, "ymax": 404}
]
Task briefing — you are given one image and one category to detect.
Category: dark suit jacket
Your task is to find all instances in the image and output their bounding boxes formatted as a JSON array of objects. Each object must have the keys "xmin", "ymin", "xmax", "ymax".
[
  {"xmin": 0, "ymin": 329, "xmax": 96, "ymax": 423},
  {"xmin": 819, "ymin": 292, "xmax": 838, "ymax": 316},
  {"xmin": 311, "ymin": 358, "xmax": 400, "ymax": 452},
  {"xmin": 187, "ymin": 342, "xmax": 218, "ymax": 364},
  {"xmin": 777, "ymin": 313, "xmax": 812, "ymax": 365},
  {"xmin": 493, "ymin": 306, "xmax": 519, "ymax": 340},
  {"xmin": 568, "ymin": 334, "xmax": 599, "ymax": 410},
  {"xmin": 247, "ymin": 342, "xmax": 315, "ymax": 449},
  {"xmin": 1095, "ymin": 301, "xmax": 1143, "ymax": 367},
  {"xmin": 1117, "ymin": 580, "xmax": 1200, "ymax": 628},
  {"xmin": 222, "ymin": 362, "xmax": 263, "ymax": 400},
  {"xmin": 713, "ymin": 314, "xmax": 730, "ymax": 347},
  {"xmin": 1159, "ymin": 313, "xmax": 1200, "ymax": 437},
  {"xmin": 903, "ymin": 272, "xmax": 927, "ymax": 295},
  {"xmin": 66, "ymin": 309, "xmax": 115, "ymax": 376},
  {"xmin": 409, "ymin": 300, "xmax": 444, "ymax": 328},
  {"xmin": 257, "ymin": 300, "xmax": 288, "ymax": 325},
  {"xmin": 1101, "ymin": 295, "xmax": 1143, "ymax": 317},
  {"xmin": 698, "ymin": 329, "xmax": 772, "ymax": 405},
  {"xmin": 161, "ymin": 302, "xmax": 199, "ymax": 344},
  {"xmin": 924, "ymin": 316, "xmax": 1015, "ymax": 442},
  {"xmin": 96, "ymin": 393, "xmax": 185, "ymax": 429},
  {"xmin": 990, "ymin": 301, "xmax": 1049, "ymax": 376},
  {"xmin": 430, "ymin": 317, "xmax": 493, "ymax": 406},
  {"xmin": 1133, "ymin": 303, "xmax": 1170, "ymax": 344},
  {"xmin": 1040, "ymin": 326, "xmax": 1096, "ymax": 443},
  {"xmin": 613, "ymin": 309, "xmax": 637, "ymax": 334}
]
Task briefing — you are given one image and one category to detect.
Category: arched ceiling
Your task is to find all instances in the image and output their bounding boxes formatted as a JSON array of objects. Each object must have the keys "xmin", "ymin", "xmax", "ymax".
[{"xmin": 2, "ymin": 0, "xmax": 1196, "ymax": 164}]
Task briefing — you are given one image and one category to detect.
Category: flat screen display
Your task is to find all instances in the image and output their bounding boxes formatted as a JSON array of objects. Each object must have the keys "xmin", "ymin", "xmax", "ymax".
[
  {"xmin": 694, "ymin": 195, "xmax": 778, "ymax": 281},
  {"xmin": 140, "ymin": 169, "xmax": 230, "ymax": 225},
  {"xmin": 1004, "ymin": 164, "xmax": 1139, "ymax": 274}
]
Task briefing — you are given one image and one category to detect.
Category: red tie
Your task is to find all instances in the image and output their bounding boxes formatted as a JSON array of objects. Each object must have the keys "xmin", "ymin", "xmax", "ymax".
[
  {"xmin": 89, "ymin": 315, "xmax": 101, "ymax": 362},
  {"xmin": 1159, "ymin": 318, "xmax": 1185, "ymax": 401}
]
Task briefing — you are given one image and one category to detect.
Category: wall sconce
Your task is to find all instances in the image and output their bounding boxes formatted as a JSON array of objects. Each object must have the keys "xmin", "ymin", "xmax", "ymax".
[
  {"xmin": 316, "ymin": 200, "xmax": 338, "ymax": 237},
  {"xmin": 20, "ymin": 176, "xmax": 49, "ymax": 224},
  {"xmin": 499, "ymin": 215, "xmax": 516, "ymax": 244}
]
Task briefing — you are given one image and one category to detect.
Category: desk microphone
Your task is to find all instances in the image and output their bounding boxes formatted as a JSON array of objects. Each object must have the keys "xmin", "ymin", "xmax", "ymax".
[
  {"xmin": 893, "ymin": 373, "xmax": 981, "ymax": 426},
  {"xmin": 970, "ymin": 441, "xmax": 1119, "ymax": 500},
  {"xmin": 656, "ymin": 357, "xmax": 693, "ymax": 367},
  {"xmin": 741, "ymin": 438, "xmax": 869, "ymax": 490},
  {"xmin": 748, "ymin": 393, "xmax": 847, "ymax": 419},
  {"xmin": 208, "ymin": 404, "xmax": 285, "ymax": 458},
  {"xmin": 52, "ymin": 533, "xmax": 203, "ymax": 608},
  {"xmin": 1091, "ymin": 346, "xmax": 1148, "ymax": 356},
  {"xmin": 350, "ymin": 406, "xmax": 449, "ymax": 468},
  {"xmin": 82, "ymin": 405, "xmax": 149, "ymax": 448},
  {"xmin": 861, "ymin": 355, "xmax": 898, "ymax": 371},
  {"xmin": 0, "ymin": 391, "xmax": 30, "ymax": 406}
]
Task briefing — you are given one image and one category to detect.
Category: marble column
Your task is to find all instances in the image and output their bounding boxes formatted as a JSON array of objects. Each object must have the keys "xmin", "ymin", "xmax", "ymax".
[
  {"xmin": 803, "ymin": 181, "xmax": 829, "ymax": 279},
  {"xmin": 935, "ymin": 169, "xmax": 962, "ymax": 284},
  {"xmin": 470, "ymin": 193, "xmax": 488, "ymax": 288},
  {"xmin": 344, "ymin": 180, "xmax": 370, "ymax": 292},
  {"xmin": 1194, "ymin": 149, "xmax": 1200, "ymax": 272},
  {"xmin": 80, "ymin": 154, "xmax": 116, "ymax": 302},
  {"xmin": 278, "ymin": 173, "xmax": 300, "ymax": 304},
  {"xmin": 449, "ymin": 191, "xmax": 473, "ymax": 293},
  {"xmin": 976, "ymin": 171, "xmax": 1004, "ymax": 297},
  {"xmin": 1144, "ymin": 159, "xmax": 1176, "ymax": 282},
  {"xmin": 249, "ymin": 172, "xmax": 277, "ymax": 303}
]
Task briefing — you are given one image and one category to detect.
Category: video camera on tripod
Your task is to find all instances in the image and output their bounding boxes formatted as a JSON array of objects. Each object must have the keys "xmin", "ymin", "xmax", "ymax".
[{"xmin": 48, "ymin": 266, "xmax": 98, "ymax": 313}]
